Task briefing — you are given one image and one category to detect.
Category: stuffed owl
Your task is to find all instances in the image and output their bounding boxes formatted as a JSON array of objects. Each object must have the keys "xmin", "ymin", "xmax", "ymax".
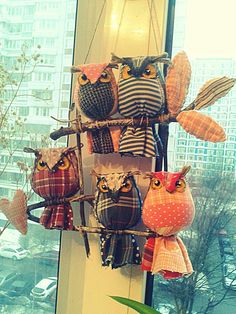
[
  {"xmin": 92, "ymin": 171, "xmax": 142, "ymax": 268},
  {"xmin": 27, "ymin": 147, "xmax": 79, "ymax": 230},
  {"xmin": 141, "ymin": 166, "xmax": 195, "ymax": 279},
  {"xmin": 111, "ymin": 53, "xmax": 170, "ymax": 157},
  {"xmin": 72, "ymin": 63, "xmax": 119, "ymax": 154}
]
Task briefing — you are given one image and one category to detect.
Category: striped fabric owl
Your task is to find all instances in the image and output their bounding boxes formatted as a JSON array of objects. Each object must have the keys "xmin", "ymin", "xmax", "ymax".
[
  {"xmin": 141, "ymin": 166, "xmax": 195, "ymax": 279},
  {"xmin": 72, "ymin": 63, "xmax": 118, "ymax": 154},
  {"xmin": 29, "ymin": 147, "xmax": 79, "ymax": 230},
  {"xmin": 93, "ymin": 171, "xmax": 142, "ymax": 268},
  {"xmin": 111, "ymin": 53, "xmax": 170, "ymax": 157}
]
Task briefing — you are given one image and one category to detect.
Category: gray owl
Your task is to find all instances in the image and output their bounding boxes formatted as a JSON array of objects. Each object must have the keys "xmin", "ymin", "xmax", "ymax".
[
  {"xmin": 111, "ymin": 53, "xmax": 170, "ymax": 157},
  {"xmin": 72, "ymin": 63, "xmax": 118, "ymax": 154},
  {"xmin": 92, "ymin": 171, "xmax": 142, "ymax": 269}
]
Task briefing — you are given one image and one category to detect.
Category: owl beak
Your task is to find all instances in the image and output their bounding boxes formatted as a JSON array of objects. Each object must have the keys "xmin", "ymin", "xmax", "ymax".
[{"xmin": 110, "ymin": 190, "xmax": 120, "ymax": 203}]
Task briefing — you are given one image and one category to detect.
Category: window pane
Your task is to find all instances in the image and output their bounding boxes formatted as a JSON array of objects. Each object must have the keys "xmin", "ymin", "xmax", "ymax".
[
  {"xmin": 0, "ymin": 0, "xmax": 77, "ymax": 313},
  {"xmin": 153, "ymin": 1, "xmax": 236, "ymax": 313}
]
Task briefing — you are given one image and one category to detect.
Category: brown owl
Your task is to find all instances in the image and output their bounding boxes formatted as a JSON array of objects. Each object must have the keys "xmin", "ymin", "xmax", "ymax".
[
  {"xmin": 72, "ymin": 63, "xmax": 119, "ymax": 154},
  {"xmin": 29, "ymin": 147, "xmax": 79, "ymax": 230},
  {"xmin": 141, "ymin": 166, "xmax": 195, "ymax": 279}
]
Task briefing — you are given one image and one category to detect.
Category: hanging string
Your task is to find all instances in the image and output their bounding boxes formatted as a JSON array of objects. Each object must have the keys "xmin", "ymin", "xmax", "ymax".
[
  {"xmin": 152, "ymin": 0, "xmax": 163, "ymax": 52},
  {"xmin": 114, "ymin": 0, "xmax": 127, "ymax": 53},
  {"xmin": 146, "ymin": 0, "xmax": 160, "ymax": 55},
  {"xmin": 147, "ymin": 0, "xmax": 153, "ymax": 55},
  {"xmin": 84, "ymin": 0, "xmax": 107, "ymax": 64}
]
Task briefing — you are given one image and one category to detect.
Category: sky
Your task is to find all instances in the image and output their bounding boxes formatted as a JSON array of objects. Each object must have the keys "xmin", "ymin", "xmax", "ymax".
[{"xmin": 183, "ymin": 0, "xmax": 236, "ymax": 58}]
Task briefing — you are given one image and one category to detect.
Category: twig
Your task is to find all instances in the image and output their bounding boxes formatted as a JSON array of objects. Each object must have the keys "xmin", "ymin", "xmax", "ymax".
[
  {"xmin": 0, "ymin": 221, "xmax": 10, "ymax": 236},
  {"xmin": 74, "ymin": 226, "xmax": 156, "ymax": 237}
]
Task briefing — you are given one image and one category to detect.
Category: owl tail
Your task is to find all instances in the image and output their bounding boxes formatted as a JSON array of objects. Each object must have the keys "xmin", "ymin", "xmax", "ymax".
[
  {"xmin": 87, "ymin": 127, "xmax": 114, "ymax": 154},
  {"xmin": 39, "ymin": 203, "xmax": 73, "ymax": 230},
  {"xmin": 143, "ymin": 235, "xmax": 193, "ymax": 279},
  {"xmin": 100, "ymin": 233, "xmax": 141, "ymax": 269},
  {"xmin": 119, "ymin": 126, "xmax": 160, "ymax": 158}
]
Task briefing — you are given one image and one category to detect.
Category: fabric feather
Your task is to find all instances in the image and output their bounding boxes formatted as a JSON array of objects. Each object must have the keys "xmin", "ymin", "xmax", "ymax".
[
  {"xmin": 166, "ymin": 51, "xmax": 191, "ymax": 114},
  {"xmin": 177, "ymin": 111, "xmax": 226, "ymax": 142},
  {"xmin": 185, "ymin": 77, "xmax": 236, "ymax": 110}
]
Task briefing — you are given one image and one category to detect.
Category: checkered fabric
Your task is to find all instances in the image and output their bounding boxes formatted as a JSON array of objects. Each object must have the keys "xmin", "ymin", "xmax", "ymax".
[
  {"xmin": 118, "ymin": 61, "xmax": 166, "ymax": 157},
  {"xmin": 94, "ymin": 174, "xmax": 142, "ymax": 268},
  {"xmin": 89, "ymin": 127, "xmax": 114, "ymax": 154},
  {"xmin": 39, "ymin": 203, "xmax": 73, "ymax": 230},
  {"xmin": 141, "ymin": 169, "xmax": 195, "ymax": 278},
  {"xmin": 31, "ymin": 148, "xmax": 79, "ymax": 230},
  {"xmin": 176, "ymin": 110, "xmax": 226, "ymax": 142}
]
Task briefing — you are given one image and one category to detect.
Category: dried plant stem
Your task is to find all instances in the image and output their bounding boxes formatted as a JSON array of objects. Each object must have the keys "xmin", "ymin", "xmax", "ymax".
[
  {"xmin": 0, "ymin": 221, "xmax": 10, "ymax": 236},
  {"xmin": 50, "ymin": 114, "xmax": 177, "ymax": 140}
]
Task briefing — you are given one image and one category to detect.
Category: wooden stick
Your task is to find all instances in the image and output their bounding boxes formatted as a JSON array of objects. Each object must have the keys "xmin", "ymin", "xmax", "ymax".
[
  {"xmin": 0, "ymin": 221, "xmax": 10, "ymax": 236},
  {"xmin": 74, "ymin": 226, "xmax": 156, "ymax": 238},
  {"xmin": 50, "ymin": 115, "xmax": 177, "ymax": 140}
]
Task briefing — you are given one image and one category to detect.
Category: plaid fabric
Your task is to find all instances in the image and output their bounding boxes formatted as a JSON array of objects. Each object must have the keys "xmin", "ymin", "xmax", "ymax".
[
  {"xmin": 0, "ymin": 189, "xmax": 27, "ymax": 235},
  {"xmin": 141, "ymin": 237, "xmax": 155, "ymax": 271},
  {"xmin": 119, "ymin": 126, "xmax": 157, "ymax": 157},
  {"xmin": 151, "ymin": 236, "xmax": 193, "ymax": 278},
  {"xmin": 89, "ymin": 127, "xmax": 114, "ymax": 154},
  {"xmin": 40, "ymin": 203, "xmax": 73, "ymax": 230},
  {"xmin": 177, "ymin": 110, "xmax": 226, "ymax": 142},
  {"xmin": 100, "ymin": 234, "xmax": 141, "ymax": 269},
  {"xmin": 94, "ymin": 174, "xmax": 142, "ymax": 268},
  {"xmin": 31, "ymin": 148, "xmax": 79, "ymax": 230},
  {"xmin": 166, "ymin": 51, "xmax": 191, "ymax": 114}
]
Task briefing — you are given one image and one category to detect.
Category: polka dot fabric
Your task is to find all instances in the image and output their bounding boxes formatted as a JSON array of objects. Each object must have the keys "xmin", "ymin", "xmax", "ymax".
[{"xmin": 141, "ymin": 168, "xmax": 195, "ymax": 279}]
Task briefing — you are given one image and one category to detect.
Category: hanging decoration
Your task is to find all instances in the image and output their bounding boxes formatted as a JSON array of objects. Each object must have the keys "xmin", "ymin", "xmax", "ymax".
[
  {"xmin": 0, "ymin": 189, "xmax": 28, "ymax": 235},
  {"xmin": 111, "ymin": 53, "xmax": 171, "ymax": 157},
  {"xmin": 92, "ymin": 170, "xmax": 142, "ymax": 268},
  {"xmin": 141, "ymin": 166, "xmax": 195, "ymax": 279},
  {"xmin": 24, "ymin": 147, "xmax": 80, "ymax": 230},
  {"xmin": 72, "ymin": 63, "xmax": 120, "ymax": 154}
]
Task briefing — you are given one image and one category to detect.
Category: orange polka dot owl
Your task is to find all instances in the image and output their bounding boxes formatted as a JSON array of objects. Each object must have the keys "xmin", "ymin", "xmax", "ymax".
[{"xmin": 141, "ymin": 166, "xmax": 195, "ymax": 279}]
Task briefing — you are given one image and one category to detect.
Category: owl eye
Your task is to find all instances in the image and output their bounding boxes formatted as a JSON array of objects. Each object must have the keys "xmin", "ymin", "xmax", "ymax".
[
  {"xmin": 57, "ymin": 157, "xmax": 70, "ymax": 170},
  {"xmin": 142, "ymin": 64, "xmax": 157, "ymax": 79},
  {"xmin": 151, "ymin": 178, "xmax": 163, "ymax": 190},
  {"xmin": 120, "ymin": 179, "xmax": 133, "ymax": 193},
  {"xmin": 175, "ymin": 179, "xmax": 186, "ymax": 192},
  {"xmin": 36, "ymin": 159, "xmax": 47, "ymax": 171},
  {"xmin": 100, "ymin": 70, "xmax": 111, "ymax": 83},
  {"xmin": 98, "ymin": 180, "xmax": 109, "ymax": 193},
  {"xmin": 78, "ymin": 73, "xmax": 89, "ymax": 86},
  {"xmin": 121, "ymin": 65, "xmax": 132, "ymax": 80}
]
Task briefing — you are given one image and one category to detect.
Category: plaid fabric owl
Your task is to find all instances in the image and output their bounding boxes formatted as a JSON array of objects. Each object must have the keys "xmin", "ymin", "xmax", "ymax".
[
  {"xmin": 111, "ymin": 53, "xmax": 170, "ymax": 157},
  {"xmin": 72, "ymin": 63, "xmax": 119, "ymax": 154},
  {"xmin": 93, "ymin": 171, "xmax": 142, "ymax": 268},
  {"xmin": 141, "ymin": 166, "xmax": 195, "ymax": 279},
  {"xmin": 29, "ymin": 147, "xmax": 79, "ymax": 230}
]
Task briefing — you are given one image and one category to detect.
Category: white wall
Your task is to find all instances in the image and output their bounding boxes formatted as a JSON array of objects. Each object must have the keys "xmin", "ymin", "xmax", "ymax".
[{"xmin": 57, "ymin": 1, "xmax": 168, "ymax": 313}]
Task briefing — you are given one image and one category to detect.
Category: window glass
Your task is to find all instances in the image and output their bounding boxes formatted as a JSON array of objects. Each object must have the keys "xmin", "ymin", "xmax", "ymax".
[
  {"xmin": 153, "ymin": 1, "xmax": 236, "ymax": 313},
  {"xmin": 0, "ymin": 0, "xmax": 77, "ymax": 313}
]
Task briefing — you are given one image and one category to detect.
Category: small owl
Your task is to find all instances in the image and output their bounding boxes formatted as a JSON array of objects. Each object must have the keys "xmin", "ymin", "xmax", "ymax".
[
  {"xmin": 92, "ymin": 171, "xmax": 142, "ymax": 268},
  {"xmin": 30, "ymin": 147, "xmax": 79, "ymax": 230},
  {"xmin": 111, "ymin": 53, "xmax": 170, "ymax": 157},
  {"xmin": 141, "ymin": 166, "xmax": 195, "ymax": 279},
  {"xmin": 72, "ymin": 63, "xmax": 118, "ymax": 154}
]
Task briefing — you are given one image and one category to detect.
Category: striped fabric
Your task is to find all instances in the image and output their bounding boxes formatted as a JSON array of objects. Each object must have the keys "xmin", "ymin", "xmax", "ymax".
[
  {"xmin": 193, "ymin": 76, "xmax": 236, "ymax": 110},
  {"xmin": 118, "ymin": 74, "xmax": 165, "ymax": 157},
  {"xmin": 177, "ymin": 110, "xmax": 226, "ymax": 142},
  {"xmin": 94, "ymin": 174, "xmax": 142, "ymax": 268},
  {"xmin": 31, "ymin": 148, "xmax": 79, "ymax": 230}
]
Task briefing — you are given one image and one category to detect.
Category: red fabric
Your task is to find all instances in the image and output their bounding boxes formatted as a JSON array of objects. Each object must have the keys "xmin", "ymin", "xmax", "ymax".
[{"xmin": 141, "ymin": 237, "xmax": 155, "ymax": 271}]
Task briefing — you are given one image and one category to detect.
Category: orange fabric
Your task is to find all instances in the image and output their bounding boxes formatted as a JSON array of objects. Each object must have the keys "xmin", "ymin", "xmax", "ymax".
[
  {"xmin": 141, "ymin": 237, "xmax": 155, "ymax": 271},
  {"xmin": 166, "ymin": 51, "xmax": 191, "ymax": 115},
  {"xmin": 86, "ymin": 127, "xmax": 121, "ymax": 154},
  {"xmin": 0, "ymin": 190, "xmax": 27, "ymax": 235},
  {"xmin": 177, "ymin": 110, "xmax": 226, "ymax": 142},
  {"xmin": 151, "ymin": 236, "xmax": 193, "ymax": 278}
]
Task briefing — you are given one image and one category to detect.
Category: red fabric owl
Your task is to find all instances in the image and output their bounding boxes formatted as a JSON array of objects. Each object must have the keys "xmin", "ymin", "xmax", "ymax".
[
  {"xmin": 141, "ymin": 166, "xmax": 195, "ymax": 279},
  {"xmin": 30, "ymin": 147, "xmax": 79, "ymax": 230}
]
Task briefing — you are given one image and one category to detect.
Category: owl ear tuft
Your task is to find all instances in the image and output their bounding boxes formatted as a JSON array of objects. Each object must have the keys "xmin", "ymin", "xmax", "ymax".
[
  {"xmin": 23, "ymin": 147, "xmax": 39, "ymax": 156},
  {"xmin": 111, "ymin": 53, "xmax": 125, "ymax": 64},
  {"xmin": 149, "ymin": 53, "xmax": 171, "ymax": 66},
  {"xmin": 71, "ymin": 66, "xmax": 81, "ymax": 73},
  {"xmin": 107, "ymin": 63, "xmax": 119, "ymax": 69},
  {"xmin": 90, "ymin": 169, "xmax": 101, "ymax": 178},
  {"xmin": 128, "ymin": 170, "xmax": 141, "ymax": 177},
  {"xmin": 180, "ymin": 165, "xmax": 191, "ymax": 177},
  {"xmin": 143, "ymin": 172, "xmax": 154, "ymax": 179}
]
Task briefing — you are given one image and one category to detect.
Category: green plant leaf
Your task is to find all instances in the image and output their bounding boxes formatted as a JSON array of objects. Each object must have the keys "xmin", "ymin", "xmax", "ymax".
[{"xmin": 110, "ymin": 296, "xmax": 161, "ymax": 314}]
